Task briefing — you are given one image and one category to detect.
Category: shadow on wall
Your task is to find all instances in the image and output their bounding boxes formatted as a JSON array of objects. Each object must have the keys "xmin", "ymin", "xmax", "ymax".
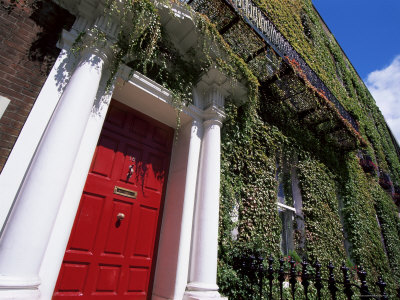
[{"xmin": 28, "ymin": 0, "xmax": 75, "ymax": 75}]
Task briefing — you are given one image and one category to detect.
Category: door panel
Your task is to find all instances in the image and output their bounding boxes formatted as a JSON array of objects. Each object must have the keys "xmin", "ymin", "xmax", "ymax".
[
  {"xmin": 69, "ymin": 193, "xmax": 105, "ymax": 253},
  {"xmin": 127, "ymin": 266, "xmax": 149, "ymax": 292},
  {"xmin": 56, "ymin": 262, "xmax": 89, "ymax": 294},
  {"xmin": 91, "ymin": 135, "xmax": 119, "ymax": 178},
  {"xmin": 132, "ymin": 206, "xmax": 158, "ymax": 258},
  {"xmin": 53, "ymin": 100, "xmax": 173, "ymax": 299},
  {"xmin": 103, "ymin": 200, "xmax": 133, "ymax": 255}
]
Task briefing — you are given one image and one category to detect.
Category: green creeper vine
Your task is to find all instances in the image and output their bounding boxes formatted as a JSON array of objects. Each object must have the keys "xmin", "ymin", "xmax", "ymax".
[{"xmin": 213, "ymin": 0, "xmax": 400, "ymax": 297}]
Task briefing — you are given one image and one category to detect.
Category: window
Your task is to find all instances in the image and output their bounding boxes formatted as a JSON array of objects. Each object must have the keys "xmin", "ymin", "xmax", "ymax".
[{"xmin": 276, "ymin": 162, "xmax": 305, "ymax": 256}]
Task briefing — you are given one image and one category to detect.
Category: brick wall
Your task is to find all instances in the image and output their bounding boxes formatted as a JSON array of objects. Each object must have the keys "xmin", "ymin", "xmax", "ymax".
[{"xmin": 0, "ymin": 0, "xmax": 74, "ymax": 172}]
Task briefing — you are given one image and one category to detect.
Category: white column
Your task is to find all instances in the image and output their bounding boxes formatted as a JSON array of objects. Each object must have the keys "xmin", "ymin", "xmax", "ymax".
[
  {"xmin": 152, "ymin": 117, "xmax": 203, "ymax": 300},
  {"xmin": 174, "ymin": 118, "xmax": 203, "ymax": 298},
  {"xmin": 185, "ymin": 105, "xmax": 226, "ymax": 300},
  {"xmin": 0, "ymin": 40, "xmax": 111, "ymax": 298}
]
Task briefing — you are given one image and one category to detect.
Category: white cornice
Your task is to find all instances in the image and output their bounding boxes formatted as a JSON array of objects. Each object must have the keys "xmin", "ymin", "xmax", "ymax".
[{"xmin": 118, "ymin": 66, "xmax": 173, "ymax": 103}]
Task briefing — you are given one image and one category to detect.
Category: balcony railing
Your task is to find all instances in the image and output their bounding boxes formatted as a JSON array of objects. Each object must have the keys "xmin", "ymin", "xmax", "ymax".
[{"xmin": 181, "ymin": 0, "xmax": 359, "ymax": 133}]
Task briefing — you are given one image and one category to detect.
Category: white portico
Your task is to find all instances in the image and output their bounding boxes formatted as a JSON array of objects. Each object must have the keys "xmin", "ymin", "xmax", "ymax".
[{"xmin": 0, "ymin": 1, "xmax": 247, "ymax": 299}]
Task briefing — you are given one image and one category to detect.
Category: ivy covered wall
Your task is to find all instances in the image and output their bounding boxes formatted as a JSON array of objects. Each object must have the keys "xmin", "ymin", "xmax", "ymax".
[
  {"xmin": 252, "ymin": 0, "xmax": 400, "ymax": 182},
  {"xmin": 214, "ymin": 0, "xmax": 400, "ymax": 298}
]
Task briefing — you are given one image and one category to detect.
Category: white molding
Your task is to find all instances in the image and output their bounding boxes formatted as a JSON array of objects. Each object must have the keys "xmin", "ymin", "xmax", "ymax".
[
  {"xmin": 0, "ymin": 96, "xmax": 10, "ymax": 119},
  {"xmin": 277, "ymin": 202, "xmax": 296, "ymax": 213},
  {"xmin": 120, "ymin": 67, "xmax": 174, "ymax": 103},
  {"xmin": 0, "ymin": 275, "xmax": 40, "ymax": 288}
]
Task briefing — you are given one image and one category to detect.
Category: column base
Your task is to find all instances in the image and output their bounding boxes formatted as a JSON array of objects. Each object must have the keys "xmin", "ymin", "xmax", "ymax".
[
  {"xmin": 0, "ymin": 289, "xmax": 40, "ymax": 300},
  {"xmin": 183, "ymin": 291, "xmax": 227, "ymax": 300},
  {"xmin": 183, "ymin": 282, "xmax": 227, "ymax": 300},
  {"xmin": 0, "ymin": 275, "xmax": 40, "ymax": 300}
]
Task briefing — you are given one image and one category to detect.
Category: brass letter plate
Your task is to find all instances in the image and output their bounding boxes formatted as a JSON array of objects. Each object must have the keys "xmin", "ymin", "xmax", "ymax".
[{"xmin": 114, "ymin": 186, "xmax": 137, "ymax": 199}]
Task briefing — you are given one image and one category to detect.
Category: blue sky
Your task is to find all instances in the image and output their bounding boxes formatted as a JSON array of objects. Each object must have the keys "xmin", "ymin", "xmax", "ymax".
[{"xmin": 312, "ymin": 0, "xmax": 400, "ymax": 143}]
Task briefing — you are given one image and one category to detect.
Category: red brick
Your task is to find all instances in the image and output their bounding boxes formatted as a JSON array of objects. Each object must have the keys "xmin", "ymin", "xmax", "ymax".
[
  {"xmin": 5, "ymin": 77, "xmax": 31, "ymax": 90},
  {"xmin": 0, "ymin": 54, "xmax": 16, "ymax": 67},
  {"xmin": 0, "ymin": 13, "xmax": 17, "ymax": 25},
  {"xmin": 0, "ymin": 137, "xmax": 17, "ymax": 149},
  {"xmin": 0, "ymin": 147, "xmax": 11, "ymax": 157},
  {"xmin": 15, "ymin": 32, "xmax": 34, "ymax": 44},
  {"xmin": 22, "ymin": 95, "xmax": 36, "ymax": 104},
  {"xmin": 0, "ymin": 54, "xmax": 17, "ymax": 66},
  {"xmin": 20, "ymin": 87, "xmax": 38, "ymax": 98},
  {"xmin": 0, "ymin": 157, "xmax": 8, "ymax": 171},
  {"xmin": 7, "ymin": 81, "xmax": 24, "ymax": 93},
  {"xmin": 1, "ymin": 79, "xmax": 24, "ymax": 92},
  {"xmin": 8, "ymin": 98, "xmax": 33, "ymax": 109},
  {"xmin": 3, "ymin": 110, "xmax": 28, "ymax": 124},
  {"xmin": 0, "ymin": 131, "xmax": 18, "ymax": 144},
  {"xmin": 16, "ymin": 65, "xmax": 36, "ymax": 77},
  {"xmin": 0, "ymin": 85, "xmax": 23, "ymax": 99},
  {"xmin": 0, "ymin": 126, "xmax": 23, "ymax": 137},
  {"xmin": 0, "ymin": 148, "xmax": 10, "ymax": 156},
  {"xmin": 0, "ymin": 1, "xmax": 75, "ymax": 172},
  {"xmin": 0, "ymin": 26, "xmax": 15, "ymax": 39},
  {"xmin": 12, "ymin": 35, "xmax": 34, "ymax": 49},
  {"xmin": 22, "ymin": 17, "xmax": 38, "ymax": 28},
  {"xmin": 0, "ymin": 71, "xmax": 9, "ymax": 79},
  {"xmin": 17, "ymin": 26, "xmax": 36, "ymax": 41},
  {"xmin": 0, "ymin": 115, "xmax": 24, "ymax": 127},
  {"xmin": 0, "ymin": 79, "xmax": 10, "ymax": 88}
]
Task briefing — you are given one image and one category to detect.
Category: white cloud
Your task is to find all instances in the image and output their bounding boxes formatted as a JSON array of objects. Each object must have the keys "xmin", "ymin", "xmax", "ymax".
[{"xmin": 366, "ymin": 55, "xmax": 400, "ymax": 144}]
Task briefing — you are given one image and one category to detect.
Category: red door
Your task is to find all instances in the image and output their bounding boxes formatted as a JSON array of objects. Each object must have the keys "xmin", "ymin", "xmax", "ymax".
[{"xmin": 53, "ymin": 100, "xmax": 174, "ymax": 299}]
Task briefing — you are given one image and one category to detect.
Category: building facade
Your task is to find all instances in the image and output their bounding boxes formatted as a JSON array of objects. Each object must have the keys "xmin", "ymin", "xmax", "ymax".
[{"xmin": 0, "ymin": 0, "xmax": 399, "ymax": 299}]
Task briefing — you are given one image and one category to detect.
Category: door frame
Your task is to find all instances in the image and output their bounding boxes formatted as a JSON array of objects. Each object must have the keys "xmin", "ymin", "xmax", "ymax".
[{"xmin": 38, "ymin": 70, "xmax": 200, "ymax": 300}]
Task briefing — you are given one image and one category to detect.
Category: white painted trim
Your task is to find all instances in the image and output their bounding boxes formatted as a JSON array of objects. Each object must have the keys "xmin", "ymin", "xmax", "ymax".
[
  {"xmin": 0, "ymin": 96, "xmax": 10, "ymax": 119},
  {"xmin": 0, "ymin": 289, "xmax": 40, "ymax": 300},
  {"xmin": 277, "ymin": 202, "xmax": 296, "ymax": 213}
]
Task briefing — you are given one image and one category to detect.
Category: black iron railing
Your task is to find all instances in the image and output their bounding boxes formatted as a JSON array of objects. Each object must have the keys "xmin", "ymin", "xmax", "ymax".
[{"xmin": 238, "ymin": 254, "xmax": 400, "ymax": 299}]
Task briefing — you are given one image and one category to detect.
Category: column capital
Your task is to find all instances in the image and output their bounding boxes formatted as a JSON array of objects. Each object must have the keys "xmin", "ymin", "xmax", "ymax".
[
  {"xmin": 194, "ymin": 68, "xmax": 228, "ymax": 110},
  {"xmin": 202, "ymin": 106, "xmax": 226, "ymax": 128},
  {"xmin": 58, "ymin": 26, "xmax": 115, "ymax": 64},
  {"xmin": 93, "ymin": 14, "xmax": 120, "ymax": 40},
  {"xmin": 76, "ymin": 27, "xmax": 116, "ymax": 67},
  {"xmin": 194, "ymin": 67, "xmax": 248, "ymax": 110},
  {"xmin": 64, "ymin": 1, "xmax": 116, "ymax": 34}
]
